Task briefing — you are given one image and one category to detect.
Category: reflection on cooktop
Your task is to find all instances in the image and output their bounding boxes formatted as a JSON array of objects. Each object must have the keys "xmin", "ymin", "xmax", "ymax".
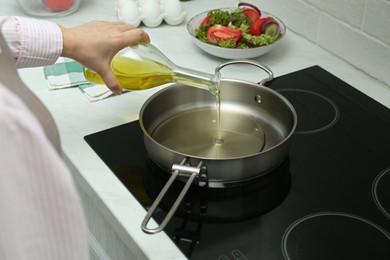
[
  {"xmin": 144, "ymin": 156, "xmax": 291, "ymax": 223},
  {"xmin": 85, "ymin": 66, "xmax": 390, "ymax": 259}
]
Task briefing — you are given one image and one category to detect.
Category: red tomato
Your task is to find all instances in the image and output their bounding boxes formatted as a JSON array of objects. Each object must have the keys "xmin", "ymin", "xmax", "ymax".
[
  {"xmin": 201, "ymin": 15, "xmax": 211, "ymax": 25},
  {"xmin": 250, "ymin": 17, "xmax": 272, "ymax": 36},
  {"xmin": 42, "ymin": 0, "xmax": 75, "ymax": 11},
  {"xmin": 242, "ymin": 8, "xmax": 260, "ymax": 23},
  {"xmin": 206, "ymin": 25, "xmax": 242, "ymax": 43}
]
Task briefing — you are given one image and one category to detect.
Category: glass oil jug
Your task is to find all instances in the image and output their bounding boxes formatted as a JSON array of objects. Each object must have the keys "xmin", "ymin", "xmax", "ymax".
[{"xmin": 83, "ymin": 43, "xmax": 220, "ymax": 95}]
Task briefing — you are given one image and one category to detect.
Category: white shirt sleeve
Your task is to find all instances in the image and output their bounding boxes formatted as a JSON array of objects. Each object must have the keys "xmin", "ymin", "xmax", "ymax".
[{"xmin": 0, "ymin": 16, "xmax": 63, "ymax": 68}]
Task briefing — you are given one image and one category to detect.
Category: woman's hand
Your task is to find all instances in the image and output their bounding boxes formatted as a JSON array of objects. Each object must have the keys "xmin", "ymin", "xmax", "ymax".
[{"xmin": 60, "ymin": 21, "xmax": 150, "ymax": 94}]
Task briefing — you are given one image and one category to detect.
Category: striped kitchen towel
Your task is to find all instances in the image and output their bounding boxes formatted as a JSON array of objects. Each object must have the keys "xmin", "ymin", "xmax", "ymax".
[{"xmin": 43, "ymin": 57, "xmax": 113, "ymax": 102}]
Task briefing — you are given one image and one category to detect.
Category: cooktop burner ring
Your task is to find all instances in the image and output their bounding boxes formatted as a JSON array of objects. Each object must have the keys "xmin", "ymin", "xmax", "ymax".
[
  {"xmin": 281, "ymin": 211, "xmax": 390, "ymax": 260},
  {"xmin": 372, "ymin": 167, "xmax": 390, "ymax": 220},
  {"xmin": 277, "ymin": 89, "xmax": 340, "ymax": 134}
]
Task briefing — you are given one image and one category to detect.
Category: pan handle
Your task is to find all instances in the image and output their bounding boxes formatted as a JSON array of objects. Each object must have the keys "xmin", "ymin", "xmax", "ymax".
[
  {"xmin": 141, "ymin": 159, "xmax": 205, "ymax": 234},
  {"xmin": 214, "ymin": 60, "xmax": 274, "ymax": 86}
]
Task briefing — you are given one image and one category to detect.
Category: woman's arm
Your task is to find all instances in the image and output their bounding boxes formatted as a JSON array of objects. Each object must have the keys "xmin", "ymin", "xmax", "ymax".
[
  {"xmin": 0, "ymin": 17, "xmax": 150, "ymax": 94},
  {"xmin": 60, "ymin": 21, "xmax": 150, "ymax": 94}
]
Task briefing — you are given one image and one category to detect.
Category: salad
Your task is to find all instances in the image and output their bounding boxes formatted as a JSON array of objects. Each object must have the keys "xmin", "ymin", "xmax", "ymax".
[{"xmin": 195, "ymin": 2, "xmax": 282, "ymax": 49}]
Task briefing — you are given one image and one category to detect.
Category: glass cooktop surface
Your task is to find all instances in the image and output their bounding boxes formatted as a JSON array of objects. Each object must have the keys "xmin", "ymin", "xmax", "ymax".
[{"xmin": 85, "ymin": 66, "xmax": 390, "ymax": 259}]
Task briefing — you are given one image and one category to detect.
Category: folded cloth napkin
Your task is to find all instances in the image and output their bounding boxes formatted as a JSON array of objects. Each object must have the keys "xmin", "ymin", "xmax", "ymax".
[
  {"xmin": 43, "ymin": 57, "xmax": 114, "ymax": 102},
  {"xmin": 79, "ymin": 84, "xmax": 113, "ymax": 101}
]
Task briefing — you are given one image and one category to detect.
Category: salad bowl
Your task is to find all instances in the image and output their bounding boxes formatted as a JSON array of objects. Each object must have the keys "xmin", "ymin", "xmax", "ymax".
[{"xmin": 187, "ymin": 7, "xmax": 286, "ymax": 59}]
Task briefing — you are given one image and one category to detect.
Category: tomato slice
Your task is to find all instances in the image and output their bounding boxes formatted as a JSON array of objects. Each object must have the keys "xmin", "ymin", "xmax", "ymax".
[
  {"xmin": 238, "ymin": 2, "xmax": 262, "ymax": 17},
  {"xmin": 249, "ymin": 18, "xmax": 265, "ymax": 36},
  {"xmin": 206, "ymin": 25, "xmax": 242, "ymax": 43},
  {"xmin": 249, "ymin": 17, "xmax": 274, "ymax": 36},
  {"xmin": 242, "ymin": 8, "xmax": 260, "ymax": 23},
  {"xmin": 200, "ymin": 15, "xmax": 211, "ymax": 25}
]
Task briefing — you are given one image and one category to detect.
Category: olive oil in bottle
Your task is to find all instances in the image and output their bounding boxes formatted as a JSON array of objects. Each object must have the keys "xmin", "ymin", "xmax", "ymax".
[{"xmin": 83, "ymin": 43, "xmax": 220, "ymax": 96}]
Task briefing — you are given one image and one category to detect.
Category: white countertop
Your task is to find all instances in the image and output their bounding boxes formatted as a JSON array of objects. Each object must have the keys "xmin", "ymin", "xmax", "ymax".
[{"xmin": 2, "ymin": 0, "xmax": 390, "ymax": 259}]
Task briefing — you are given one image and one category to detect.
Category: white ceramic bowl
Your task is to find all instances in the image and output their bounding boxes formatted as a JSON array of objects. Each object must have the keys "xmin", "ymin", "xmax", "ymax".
[{"xmin": 187, "ymin": 8, "xmax": 286, "ymax": 59}]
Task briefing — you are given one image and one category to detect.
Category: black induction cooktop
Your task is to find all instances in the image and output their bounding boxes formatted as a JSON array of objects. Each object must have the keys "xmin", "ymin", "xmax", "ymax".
[{"xmin": 85, "ymin": 66, "xmax": 390, "ymax": 259}]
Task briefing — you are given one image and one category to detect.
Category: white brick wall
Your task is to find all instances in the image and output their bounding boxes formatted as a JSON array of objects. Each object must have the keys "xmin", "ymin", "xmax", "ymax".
[{"xmin": 243, "ymin": 0, "xmax": 390, "ymax": 87}]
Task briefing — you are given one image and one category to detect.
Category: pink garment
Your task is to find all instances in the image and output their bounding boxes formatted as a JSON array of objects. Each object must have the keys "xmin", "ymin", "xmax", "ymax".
[
  {"xmin": 0, "ymin": 17, "xmax": 89, "ymax": 259},
  {"xmin": 0, "ymin": 16, "xmax": 62, "ymax": 67}
]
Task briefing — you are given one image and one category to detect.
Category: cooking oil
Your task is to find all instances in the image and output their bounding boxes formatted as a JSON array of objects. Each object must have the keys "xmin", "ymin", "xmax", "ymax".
[
  {"xmin": 83, "ymin": 57, "xmax": 174, "ymax": 90},
  {"xmin": 151, "ymin": 108, "xmax": 266, "ymax": 159},
  {"xmin": 83, "ymin": 43, "xmax": 220, "ymax": 95}
]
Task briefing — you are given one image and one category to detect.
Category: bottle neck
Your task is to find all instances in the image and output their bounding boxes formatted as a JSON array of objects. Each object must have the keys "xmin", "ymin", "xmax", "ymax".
[{"xmin": 172, "ymin": 65, "xmax": 220, "ymax": 96}]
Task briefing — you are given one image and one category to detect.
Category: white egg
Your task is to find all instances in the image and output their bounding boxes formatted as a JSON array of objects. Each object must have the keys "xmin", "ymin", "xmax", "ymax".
[
  {"xmin": 136, "ymin": 0, "xmax": 147, "ymax": 7},
  {"xmin": 140, "ymin": 0, "xmax": 161, "ymax": 19},
  {"xmin": 163, "ymin": 0, "xmax": 182, "ymax": 16},
  {"xmin": 117, "ymin": 0, "xmax": 185, "ymax": 27},
  {"xmin": 117, "ymin": 0, "xmax": 140, "ymax": 26},
  {"xmin": 117, "ymin": 0, "xmax": 129, "ymax": 8}
]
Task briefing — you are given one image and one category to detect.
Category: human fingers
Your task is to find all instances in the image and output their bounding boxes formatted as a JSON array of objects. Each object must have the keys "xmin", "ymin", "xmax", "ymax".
[
  {"xmin": 122, "ymin": 28, "xmax": 151, "ymax": 47},
  {"xmin": 100, "ymin": 68, "xmax": 123, "ymax": 95}
]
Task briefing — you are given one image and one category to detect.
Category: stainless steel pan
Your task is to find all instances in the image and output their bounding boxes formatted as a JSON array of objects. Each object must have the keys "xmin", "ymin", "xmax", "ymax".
[{"xmin": 140, "ymin": 61, "xmax": 297, "ymax": 233}]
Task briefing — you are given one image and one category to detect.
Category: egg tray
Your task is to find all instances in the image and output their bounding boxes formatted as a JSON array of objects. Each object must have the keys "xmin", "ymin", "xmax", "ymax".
[{"xmin": 117, "ymin": 0, "xmax": 186, "ymax": 27}]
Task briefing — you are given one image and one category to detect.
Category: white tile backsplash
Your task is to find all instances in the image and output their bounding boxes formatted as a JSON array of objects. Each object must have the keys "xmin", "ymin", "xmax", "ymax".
[
  {"xmin": 248, "ymin": 0, "xmax": 390, "ymax": 87},
  {"xmin": 363, "ymin": 0, "xmax": 390, "ymax": 45},
  {"xmin": 303, "ymin": 0, "xmax": 366, "ymax": 28},
  {"xmin": 319, "ymin": 13, "xmax": 390, "ymax": 84},
  {"xmin": 263, "ymin": 0, "xmax": 321, "ymax": 42}
]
